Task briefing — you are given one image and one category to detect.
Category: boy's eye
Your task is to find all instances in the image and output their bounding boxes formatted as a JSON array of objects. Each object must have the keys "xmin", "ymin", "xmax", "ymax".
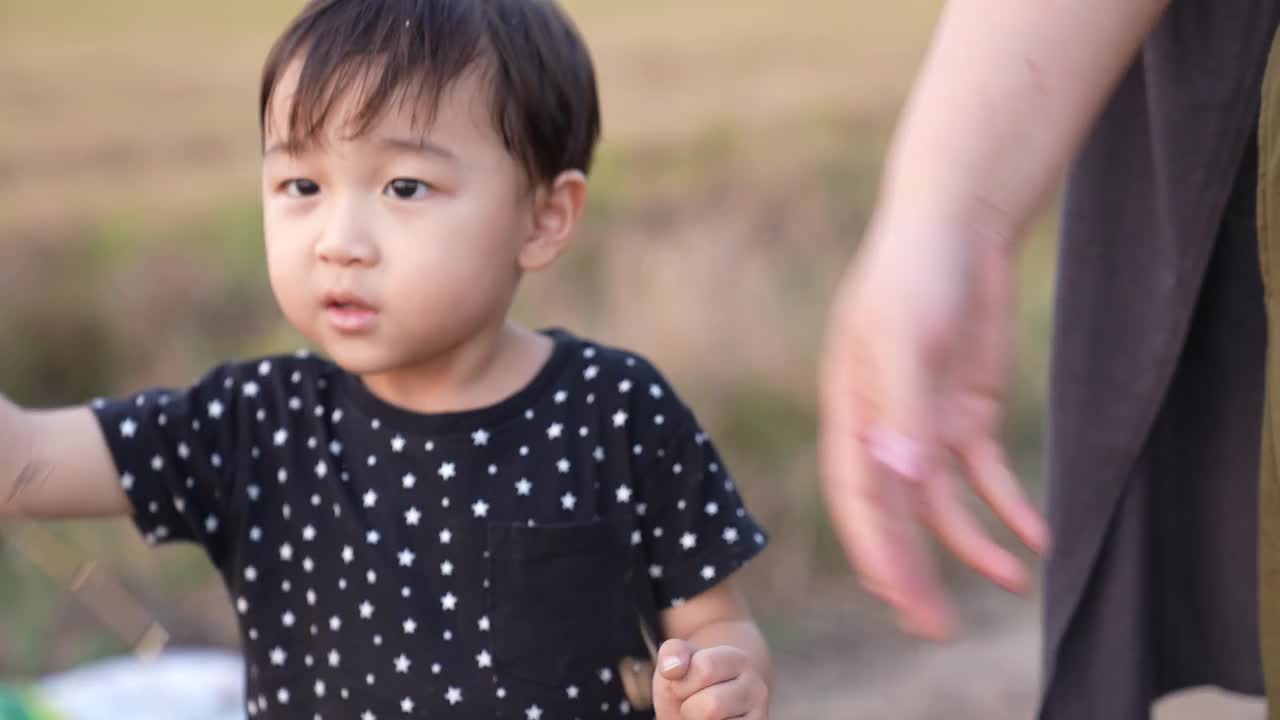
[
  {"xmin": 384, "ymin": 178, "xmax": 431, "ymax": 200},
  {"xmin": 283, "ymin": 179, "xmax": 320, "ymax": 197}
]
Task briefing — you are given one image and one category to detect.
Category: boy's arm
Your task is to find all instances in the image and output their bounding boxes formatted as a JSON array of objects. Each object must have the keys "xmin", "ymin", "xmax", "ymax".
[
  {"xmin": 653, "ymin": 580, "xmax": 772, "ymax": 719},
  {"xmin": 660, "ymin": 581, "xmax": 771, "ymax": 686},
  {"xmin": 0, "ymin": 395, "xmax": 130, "ymax": 519}
]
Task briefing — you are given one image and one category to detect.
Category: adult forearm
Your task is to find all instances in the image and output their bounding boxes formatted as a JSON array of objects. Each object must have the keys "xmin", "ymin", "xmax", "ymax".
[{"xmin": 875, "ymin": 0, "xmax": 1169, "ymax": 249}]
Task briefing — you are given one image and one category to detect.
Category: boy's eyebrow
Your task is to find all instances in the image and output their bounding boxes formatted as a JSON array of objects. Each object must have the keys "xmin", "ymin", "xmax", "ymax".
[
  {"xmin": 262, "ymin": 136, "xmax": 456, "ymax": 161},
  {"xmin": 376, "ymin": 135, "xmax": 458, "ymax": 161}
]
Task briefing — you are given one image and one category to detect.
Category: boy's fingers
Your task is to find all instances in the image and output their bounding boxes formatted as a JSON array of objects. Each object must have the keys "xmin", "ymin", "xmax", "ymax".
[
  {"xmin": 657, "ymin": 639, "xmax": 698, "ymax": 681},
  {"xmin": 668, "ymin": 646, "xmax": 748, "ymax": 700},
  {"xmin": 652, "ymin": 642, "xmax": 692, "ymax": 720},
  {"xmin": 678, "ymin": 674, "xmax": 765, "ymax": 720}
]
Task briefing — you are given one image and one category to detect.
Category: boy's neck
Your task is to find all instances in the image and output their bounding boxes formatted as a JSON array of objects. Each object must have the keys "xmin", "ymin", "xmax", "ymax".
[{"xmin": 357, "ymin": 322, "xmax": 554, "ymax": 416}]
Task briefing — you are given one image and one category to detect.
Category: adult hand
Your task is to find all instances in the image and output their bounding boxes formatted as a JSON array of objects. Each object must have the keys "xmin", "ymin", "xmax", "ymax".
[{"xmin": 818, "ymin": 218, "xmax": 1049, "ymax": 639}]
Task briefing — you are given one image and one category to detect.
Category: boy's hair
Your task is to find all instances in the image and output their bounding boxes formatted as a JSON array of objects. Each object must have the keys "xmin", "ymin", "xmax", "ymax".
[{"xmin": 259, "ymin": 0, "xmax": 601, "ymax": 184}]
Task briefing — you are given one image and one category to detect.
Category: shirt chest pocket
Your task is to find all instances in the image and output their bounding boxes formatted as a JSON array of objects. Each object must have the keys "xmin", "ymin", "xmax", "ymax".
[{"xmin": 486, "ymin": 521, "xmax": 647, "ymax": 687}]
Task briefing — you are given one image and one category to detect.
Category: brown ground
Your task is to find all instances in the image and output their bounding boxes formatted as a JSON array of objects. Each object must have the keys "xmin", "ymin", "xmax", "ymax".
[{"xmin": 768, "ymin": 580, "xmax": 1266, "ymax": 719}]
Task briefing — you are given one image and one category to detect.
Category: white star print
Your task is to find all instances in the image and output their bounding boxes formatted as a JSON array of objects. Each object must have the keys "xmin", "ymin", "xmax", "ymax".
[
  {"xmin": 302, "ymin": 525, "xmax": 316, "ymax": 542},
  {"xmin": 472, "ymin": 428, "xmax": 490, "ymax": 446},
  {"xmin": 472, "ymin": 499, "xmax": 490, "ymax": 518},
  {"xmin": 557, "ymin": 458, "xmax": 571, "ymax": 473},
  {"xmin": 612, "ymin": 410, "xmax": 628, "ymax": 427},
  {"xmin": 361, "ymin": 711, "xmax": 375, "ymax": 720},
  {"xmin": 723, "ymin": 527, "xmax": 740, "ymax": 543},
  {"xmin": 405, "ymin": 507, "xmax": 421, "ymax": 525},
  {"xmin": 362, "ymin": 489, "xmax": 378, "ymax": 508},
  {"xmin": 403, "ymin": 618, "xmax": 417, "ymax": 634},
  {"xmin": 273, "ymin": 428, "xmax": 288, "ymax": 446},
  {"xmin": 438, "ymin": 462, "xmax": 456, "ymax": 480},
  {"xmin": 342, "ymin": 545, "xmax": 355, "ymax": 563},
  {"xmin": 478, "ymin": 615, "xmax": 491, "ymax": 631},
  {"xmin": 441, "ymin": 560, "xmax": 454, "ymax": 576},
  {"xmin": 330, "ymin": 616, "xmax": 342, "ymax": 631},
  {"xmin": 367, "ymin": 530, "xmax": 381, "ymax": 545},
  {"xmin": 270, "ymin": 647, "xmax": 287, "ymax": 666},
  {"xmin": 328, "ymin": 649, "xmax": 340, "ymax": 667},
  {"xmin": 243, "ymin": 381, "xmax": 259, "ymax": 398},
  {"xmin": 441, "ymin": 592, "xmax": 458, "ymax": 611},
  {"xmin": 314, "ymin": 680, "xmax": 326, "ymax": 698},
  {"xmin": 119, "ymin": 418, "xmax": 137, "ymax": 438},
  {"xmin": 279, "ymin": 543, "xmax": 294, "ymax": 562},
  {"xmin": 394, "ymin": 654, "xmax": 411, "ymax": 673},
  {"xmin": 208, "ymin": 399, "xmax": 224, "ymax": 419},
  {"xmin": 439, "ymin": 529, "xmax": 452, "ymax": 544},
  {"xmin": 701, "ymin": 565, "xmax": 717, "ymax": 580},
  {"xmin": 477, "ymin": 650, "xmax": 492, "ymax": 668},
  {"xmin": 618, "ymin": 379, "xmax": 632, "ymax": 393},
  {"xmin": 150, "ymin": 455, "xmax": 164, "ymax": 471},
  {"xmin": 526, "ymin": 705, "xmax": 543, "ymax": 720},
  {"xmin": 390, "ymin": 435, "xmax": 405, "ymax": 453},
  {"xmin": 560, "ymin": 492, "xmax": 577, "ymax": 511},
  {"xmin": 398, "ymin": 549, "xmax": 415, "ymax": 567},
  {"xmin": 554, "ymin": 390, "xmax": 568, "ymax": 403},
  {"xmin": 705, "ymin": 501, "xmax": 720, "ymax": 516},
  {"xmin": 276, "ymin": 687, "xmax": 288, "ymax": 704},
  {"xmin": 649, "ymin": 564, "xmax": 663, "ymax": 578},
  {"xmin": 566, "ymin": 685, "xmax": 579, "ymax": 699},
  {"xmin": 314, "ymin": 460, "xmax": 327, "ymax": 478},
  {"xmin": 402, "ymin": 472, "xmax": 417, "ymax": 489},
  {"xmin": 615, "ymin": 485, "xmax": 633, "ymax": 503},
  {"xmin": 515, "ymin": 478, "xmax": 532, "ymax": 495},
  {"xmin": 359, "ymin": 601, "xmax": 374, "ymax": 619},
  {"xmin": 282, "ymin": 611, "xmax": 296, "ymax": 628},
  {"xmin": 401, "ymin": 698, "xmax": 414, "ymax": 713},
  {"xmin": 547, "ymin": 422, "xmax": 563, "ymax": 439},
  {"xmin": 584, "ymin": 364, "xmax": 599, "ymax": 380},
  {"xmin": 446, "ymin": 687, "xmax": 463, "ymax": 706}
]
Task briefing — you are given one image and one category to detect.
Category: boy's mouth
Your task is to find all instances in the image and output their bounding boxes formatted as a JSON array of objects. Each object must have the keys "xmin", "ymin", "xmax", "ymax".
[{"xmin": 323, "ymin": 291, "xmax": 378, "ymax": 332}]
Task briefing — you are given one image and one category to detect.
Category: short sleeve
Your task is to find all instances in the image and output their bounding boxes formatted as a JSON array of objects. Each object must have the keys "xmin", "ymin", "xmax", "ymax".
[
  {"xmin": 90, "ymin": 363, "xmax": 245, "ymax": 566},
  {"xmin": 636, "ymin": 413, "xmax": 769, "ymax": 609}
]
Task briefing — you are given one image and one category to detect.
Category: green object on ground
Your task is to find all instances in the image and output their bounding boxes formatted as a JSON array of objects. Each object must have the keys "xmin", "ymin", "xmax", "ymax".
[{"xmin": 0, "ymin": 686, "xmax": 58, "ymax": 720}]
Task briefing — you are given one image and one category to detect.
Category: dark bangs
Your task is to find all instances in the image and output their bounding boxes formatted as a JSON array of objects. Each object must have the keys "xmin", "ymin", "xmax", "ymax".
[{"xmin": 259, "ymin": 0, "xmax": 601, "ymax": 184}]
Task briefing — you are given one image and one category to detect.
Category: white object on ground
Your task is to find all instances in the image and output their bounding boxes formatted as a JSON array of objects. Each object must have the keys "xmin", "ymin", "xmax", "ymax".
[{"xmin": 34, "ymin": 648, "xmax": 245, "ymax": 720}]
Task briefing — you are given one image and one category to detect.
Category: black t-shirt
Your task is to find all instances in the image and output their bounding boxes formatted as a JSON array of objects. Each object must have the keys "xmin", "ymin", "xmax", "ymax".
[{"xmin": 91, "ymin": 329, "xmax": 768, "ymax": 719}]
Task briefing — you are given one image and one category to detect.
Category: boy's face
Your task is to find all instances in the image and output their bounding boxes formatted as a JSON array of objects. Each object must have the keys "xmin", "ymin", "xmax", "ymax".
[{"xmin": 261, "ymin": 61, "xmax": 535, "ymax": 377}]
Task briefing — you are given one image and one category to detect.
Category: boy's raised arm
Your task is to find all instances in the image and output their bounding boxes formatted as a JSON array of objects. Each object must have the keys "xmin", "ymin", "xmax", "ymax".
[{"xmin": 0, "ymin": 396, "xmax": 129, "ymax": 519}]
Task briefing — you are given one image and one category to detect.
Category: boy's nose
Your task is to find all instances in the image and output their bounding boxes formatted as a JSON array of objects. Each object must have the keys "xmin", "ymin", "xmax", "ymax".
[{"xmin": 315, "ymin": 203, "xmax": 378, "ymax": 266}]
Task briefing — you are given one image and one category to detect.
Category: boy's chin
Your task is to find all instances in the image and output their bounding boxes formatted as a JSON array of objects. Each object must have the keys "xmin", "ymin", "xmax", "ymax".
[{"xmin": 316, "ymin": 342, "xmax": 402, "ymax": 378}]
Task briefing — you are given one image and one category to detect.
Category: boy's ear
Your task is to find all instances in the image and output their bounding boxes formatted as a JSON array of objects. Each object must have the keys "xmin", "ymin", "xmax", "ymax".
[{"xmin": 519, "ymin": 170, "xmax": 588, "ymax": 271}]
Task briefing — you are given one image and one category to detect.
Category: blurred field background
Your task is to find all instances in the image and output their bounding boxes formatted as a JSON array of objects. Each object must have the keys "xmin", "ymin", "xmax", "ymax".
[{"xmin": 3, "ymin": 1, "xmax": 1255, "ymax": 718}]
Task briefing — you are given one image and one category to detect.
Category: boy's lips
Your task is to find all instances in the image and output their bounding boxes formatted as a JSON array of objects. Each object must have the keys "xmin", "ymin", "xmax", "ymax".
[{"xmin": 323, "ymin": 290, "xmax": 379, "ymax": 332}]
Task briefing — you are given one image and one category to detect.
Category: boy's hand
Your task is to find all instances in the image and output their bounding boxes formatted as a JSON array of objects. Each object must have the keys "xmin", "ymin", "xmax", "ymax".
[{"xmin": 652, "ymin": 639, "xmax": 768, "ymax": 720}]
